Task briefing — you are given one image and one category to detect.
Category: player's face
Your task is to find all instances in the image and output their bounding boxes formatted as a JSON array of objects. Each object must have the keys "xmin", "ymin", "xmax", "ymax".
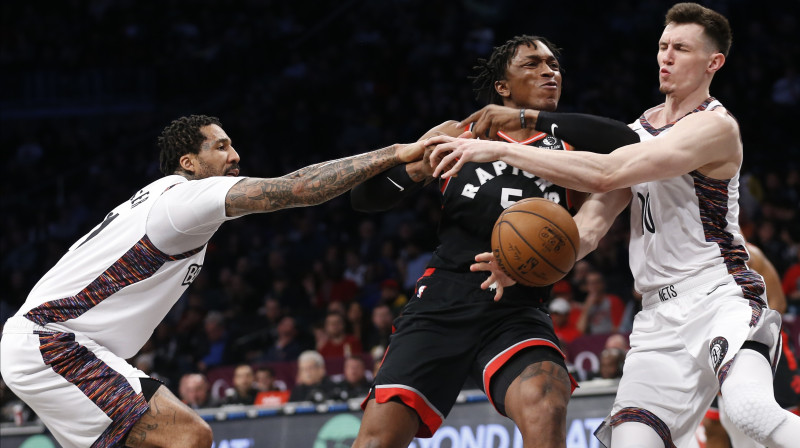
[
  {"xmin": 192, "ymin": 124, "xmax": 241, "ymax": 179},
  {"xmin": 498, "ymin": 42, "xmax": 562, "ymax": 111},
  {"xmin": 657, "ymin": 23, "xmax": 720, "ymax": 96}
]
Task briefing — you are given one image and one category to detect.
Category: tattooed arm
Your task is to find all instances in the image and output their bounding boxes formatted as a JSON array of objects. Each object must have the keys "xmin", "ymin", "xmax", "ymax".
[{"xmin": 225, "ymin": 142, "xmax": 424, "ymax": 217}]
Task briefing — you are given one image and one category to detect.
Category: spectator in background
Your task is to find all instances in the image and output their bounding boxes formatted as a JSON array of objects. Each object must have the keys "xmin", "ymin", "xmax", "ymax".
[
  {"xmin": 344, "ymin": 248, "xmax": 368, "ymax": 288},
  {"xmin": 255, "ymin": 366, "xmax": 286, "ymax": 392},
  {"xmin": 604, "ymin": 333, "xmax": 631, "ymax": 353},
  {"xmin": 783, "ymin": 248, "xmax": 800, "ymax": 312},
  {"xmin": 260, "ymin": 316, "xmax": 305, "ymax": 363},
  {"xmin": 317, "ymin": 311, "xmax": 363, "ymax": 359},
  {"xmin": 371, "ymin": 345, "xmax": 387, "ymax": 377},
  {"xmin": 576, "ymin": 271, "xmax": 625, "ymax": 335},
  {"xmin": 593, "ymin": 348, "xmax": 626, "ymax": 380},
  {"xmin": 568, "ymin": 260, "xmax": 593, "ymax": 304},
  {"xmin": 364, "ymin": 304, "xmax": 394, "ymax": 353},
  {"xmin": 399, "ymin": 238, "xmax": 433, "ymax": 294},
  {"xmin": 197, "ymin": 310, "xmax": 230, "ymax": 371},
  {"xmin": 179, "ymin": 373, "xmax": 213, "ymax": 409},
  {"xmin": 289, "ymin": 350, "xmax": 336, "ymax": 403},
  {"xmin": 549, "ymin": 297, "xmax": 582, "ymax": 344},
  {"xmin": 346, "ymin": 301, "xmax": 369, "ymax": 349},
  {"xmin": 222, "ymin": 364, "xmax": 259, "ymax": 405},
  {"xmin": 378, "ymin": 278, "xmax": 408, "ymax": 315},
  {"xmin": 332, "ymin": 356, "xmax": 372, "ymax": 401}
]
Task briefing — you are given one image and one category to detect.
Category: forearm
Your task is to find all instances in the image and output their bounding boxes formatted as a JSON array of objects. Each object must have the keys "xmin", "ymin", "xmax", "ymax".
[
  {"xmin": 351, "ymin": 163, "xmax": 426, "ymax": 212},
  {"xmin": 574, "ymin": 189, "xmax": 632, "ymax": 260},
  {"xmin": 499, "ymin": 143, "xmax": 617, "ymax": 193},
  {"xmin": 532, "ymin": 111, "xmax": 640, "ymax": 154},
  {"xmin": 225, "ymin": 145, "xmax": 400, "ymax": 216}
]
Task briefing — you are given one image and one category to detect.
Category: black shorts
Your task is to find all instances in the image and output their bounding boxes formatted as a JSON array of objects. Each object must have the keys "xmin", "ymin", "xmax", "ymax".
[{"xmin": 363, "ymin": 268, "xmax": 575, "ymax": 437}]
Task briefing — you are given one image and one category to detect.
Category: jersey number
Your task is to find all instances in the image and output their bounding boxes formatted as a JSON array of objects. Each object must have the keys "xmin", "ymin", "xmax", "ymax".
[
  {"xmin": 637, "ymin": 192, "xmax": 656, "ymax": 234},
  {"xmin": 77, "ymin": 212, "xmax": 119, "ymax": 248},
  {"xmin": 501, "ymin": 188, "xmax": 560, "ymax": 209}
]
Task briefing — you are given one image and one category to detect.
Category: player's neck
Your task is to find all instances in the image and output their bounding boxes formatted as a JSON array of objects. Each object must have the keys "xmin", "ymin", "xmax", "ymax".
[{"xmin": 660, "ymin": 88, "xmax": 711, "ymax": 125}]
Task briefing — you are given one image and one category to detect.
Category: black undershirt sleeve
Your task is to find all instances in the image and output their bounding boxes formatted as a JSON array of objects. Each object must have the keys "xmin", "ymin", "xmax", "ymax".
[
  {"xmin": 535, "ymin": 111, "xmax": 640, "ymax": 153},
  {"xmin": 350, "ymin": 163, "xmax": 426, "ymax": 212}
]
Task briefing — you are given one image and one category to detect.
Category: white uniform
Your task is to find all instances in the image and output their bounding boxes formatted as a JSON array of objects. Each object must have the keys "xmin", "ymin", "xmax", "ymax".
[
  {"xmin": 594, "ymin": 98, "xmax": 780, "ymax": 448},
  {"xmin": 0, "ymin": 174, "xmax": 242, "ymax": 448}
]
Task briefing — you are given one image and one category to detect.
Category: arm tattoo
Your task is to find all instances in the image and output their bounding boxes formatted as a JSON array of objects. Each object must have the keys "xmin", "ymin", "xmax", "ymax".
[{"xmin": 225, "ymin": 145, "xmax": 399, "ymax": 216}]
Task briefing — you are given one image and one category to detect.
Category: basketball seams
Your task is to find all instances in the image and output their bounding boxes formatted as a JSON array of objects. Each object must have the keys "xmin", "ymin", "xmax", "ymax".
[
  {"xmin": 500, "ymin": 220, "xmax": 568, "ymax": 278},
  {"xmin": 502, "ymin": 209, "xmax": 578, "ymax": 258}
]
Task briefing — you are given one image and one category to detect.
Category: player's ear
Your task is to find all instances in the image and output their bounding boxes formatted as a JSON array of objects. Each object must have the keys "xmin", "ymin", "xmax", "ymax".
[
  {"xmin": 708, "ymin": 53, "xmax": 725, "ymax": 73},
  {"xmin": 179, "ymin": 154, "xmax": 196, "ymax": 174},
  {"xmin": 494, "ymin": 80, "xmax": 511, "ymax": 99}
]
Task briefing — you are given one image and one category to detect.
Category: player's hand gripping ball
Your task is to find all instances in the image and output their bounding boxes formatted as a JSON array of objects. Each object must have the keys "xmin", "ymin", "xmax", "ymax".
[{"xmin": 491, "ymin": 198, "xmax": 579, "ymax": 287}]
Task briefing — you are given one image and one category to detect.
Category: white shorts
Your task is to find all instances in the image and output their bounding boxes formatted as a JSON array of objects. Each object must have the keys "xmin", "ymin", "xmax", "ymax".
[
  {"xmin": 0, "ymin": 316, "xmax": 151, "ymax": 448},
  {"xmin": 595, "ymin": 265, "xmax": 778, "ymax": 448}
]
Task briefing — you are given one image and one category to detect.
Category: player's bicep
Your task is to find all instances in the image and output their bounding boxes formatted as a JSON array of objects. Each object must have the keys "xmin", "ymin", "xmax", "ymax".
[
  {"xmin": 574, "ymin": 188, "xmax": 632, "ymax": 260},
  {"xmin": 225, "ymin": 177, "xmax": 297, "ymax": 216}
]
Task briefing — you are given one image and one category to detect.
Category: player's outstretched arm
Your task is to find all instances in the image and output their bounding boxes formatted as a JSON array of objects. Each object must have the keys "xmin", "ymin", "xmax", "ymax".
[
  {"xmin": 429, "ymin": 110, "xmax": 740, "ymax": 193},
  {"xmin": 459, "ymin": 105, "xmax": 639, "ymax": 153},
  {"xmin": 224, "ymin": 142, "xmax": 424, "ymax": 217},
  {"xmin": 350, "ymin": 121, "xmax": 466, "ymax": 212}
]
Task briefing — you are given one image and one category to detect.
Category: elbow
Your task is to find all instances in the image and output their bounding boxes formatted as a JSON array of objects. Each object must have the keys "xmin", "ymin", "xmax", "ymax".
[{"xmin": 586, "ymin": 171, "xmax": 617, "ymax": 194}]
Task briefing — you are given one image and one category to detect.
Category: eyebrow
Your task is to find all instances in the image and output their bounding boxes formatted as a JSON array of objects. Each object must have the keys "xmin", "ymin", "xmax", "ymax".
[
  {"xmin": 523, "ymin": 55, "xmax": 558, "ymax": 64},
  {"xmin": 203, "ymin": 137, "xmax": 231, "ymax": 150}
]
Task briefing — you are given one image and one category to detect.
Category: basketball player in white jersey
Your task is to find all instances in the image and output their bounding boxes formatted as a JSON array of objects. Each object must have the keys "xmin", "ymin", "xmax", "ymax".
[
  {"xmin": 425, "ymin": 3, "xmax": 800, "ymax": 447},
  {"xmin": 0, "ymin": 114, "xmax": 426, "ymax": 448}
]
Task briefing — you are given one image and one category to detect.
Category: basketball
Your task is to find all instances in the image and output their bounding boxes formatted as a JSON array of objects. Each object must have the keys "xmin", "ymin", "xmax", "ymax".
[{"xmin": 491, "ymin": 198, "xmax": 579, "ymax": 287}]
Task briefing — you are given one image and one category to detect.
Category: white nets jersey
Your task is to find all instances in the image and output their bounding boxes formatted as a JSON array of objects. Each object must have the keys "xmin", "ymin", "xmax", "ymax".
[
  {"xmin": 12, "ymin": 175, "xmax": 242, "ymax": 358},
  {"xmin": 627, "ymin": 97, "xmax": 764, "ymax": 303}
]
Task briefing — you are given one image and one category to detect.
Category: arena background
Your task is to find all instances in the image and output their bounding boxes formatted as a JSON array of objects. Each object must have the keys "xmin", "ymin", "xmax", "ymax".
[{"xmin": 1, "ymin": 0, "xmax": 799, "ymax": 446}]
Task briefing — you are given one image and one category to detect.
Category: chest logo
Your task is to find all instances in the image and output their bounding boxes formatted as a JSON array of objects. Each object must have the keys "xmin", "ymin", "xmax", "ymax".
[{"xmin": 183, "ymin": 264, "xmax": 203, "ymax": 285}]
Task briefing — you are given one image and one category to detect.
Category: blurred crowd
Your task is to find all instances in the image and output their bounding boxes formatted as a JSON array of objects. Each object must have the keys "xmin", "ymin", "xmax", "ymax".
[{"xmin": 1, "ymin": 0, "xmax": 799, "ymax": 423}]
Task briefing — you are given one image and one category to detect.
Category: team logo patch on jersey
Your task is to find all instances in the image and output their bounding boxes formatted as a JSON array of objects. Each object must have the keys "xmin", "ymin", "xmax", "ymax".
[
  {"xmin": 710, "ymin": 336, "xmax": 729, "ymax": 373},
  {"xmin": 542, "ymin": 136, "xmax": 557, "ymax": 147},
  {"xmin": 183, "ymin": 264, "xmax": 203, "ymax": 285}
]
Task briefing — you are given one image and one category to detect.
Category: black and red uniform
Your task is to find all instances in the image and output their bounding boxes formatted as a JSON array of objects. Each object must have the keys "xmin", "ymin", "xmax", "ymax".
[
  {"xmin": 354, "ymin": 131, "xmax": 578, "ymax": 436},
  {"xmin": 350, "ymin": 113, "xmax": 638, "ymax": 437}
]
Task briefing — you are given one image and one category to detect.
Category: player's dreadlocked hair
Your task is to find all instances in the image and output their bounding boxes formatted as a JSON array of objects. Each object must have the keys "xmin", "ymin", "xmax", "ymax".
[
  {"xmin": 158, "ymin": 115, "xmax": 222, "ymax": 175},
  {"xmin": 471, "ymin": 35, "xmax": 562, "ymax": 105}
]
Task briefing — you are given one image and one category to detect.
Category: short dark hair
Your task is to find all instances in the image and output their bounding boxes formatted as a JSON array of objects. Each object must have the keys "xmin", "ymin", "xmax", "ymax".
[
  {"xmin": 665, "ymin": 2, "xmax": 732, "ymax": 57},
  {"xmin": 158, "ymin": 115, "xmax": 222, "ymax": 175},
  {"xmin": 471, "ymin": 35, "xmax": 562, "ymax": 105}
]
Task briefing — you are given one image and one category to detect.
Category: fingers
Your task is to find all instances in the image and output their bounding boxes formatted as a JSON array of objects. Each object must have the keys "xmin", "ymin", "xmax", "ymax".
[
  {"xmin": 425, "ymin": 135, "xmax": 456, "ymax": 147},
  {"xmin": 474, "ymin": 252, "xmax": 495, "ymax": 263},
  {"xmin": 439, "ymin": 158, "xmax": 464, "ymax": 179},
  {"xmin": 430, "ymin": 146, "xmax": 457, "ymax": 177}
]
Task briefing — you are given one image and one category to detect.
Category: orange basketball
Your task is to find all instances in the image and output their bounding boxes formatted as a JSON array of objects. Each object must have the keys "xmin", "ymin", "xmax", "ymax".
[{"xmin": 491, "ymin": 197, "xmax": 579, "ymax": 287}]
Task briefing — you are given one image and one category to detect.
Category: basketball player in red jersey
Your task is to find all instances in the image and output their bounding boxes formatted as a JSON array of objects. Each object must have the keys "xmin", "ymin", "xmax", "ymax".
[{"xmin": 350, "ymin": 35, "xmax": 639, "ymax": 447}]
